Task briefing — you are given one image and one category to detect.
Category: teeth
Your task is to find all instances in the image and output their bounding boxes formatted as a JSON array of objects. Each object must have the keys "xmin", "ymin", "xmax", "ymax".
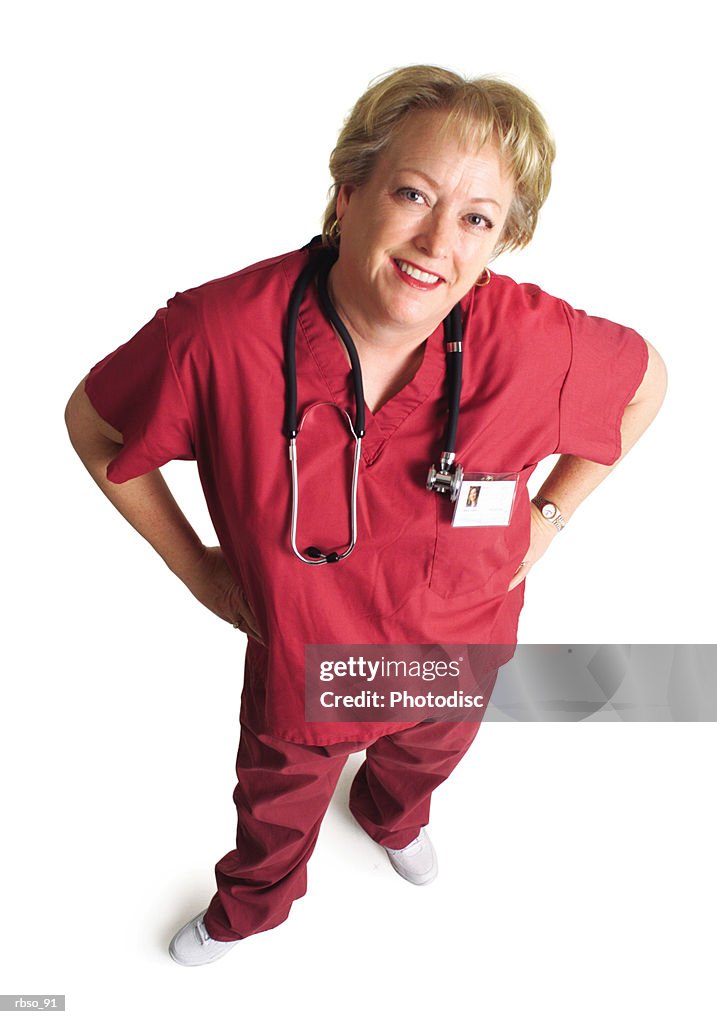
[{"xmin": 397, "ymin": 260, "xmax": 440, "ymax": 284}]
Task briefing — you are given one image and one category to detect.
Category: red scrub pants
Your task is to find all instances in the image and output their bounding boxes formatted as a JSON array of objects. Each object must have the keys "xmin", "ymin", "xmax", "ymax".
[{"xmin": 203, "ymin": 677, "xmax": 495, "ymax": 942}]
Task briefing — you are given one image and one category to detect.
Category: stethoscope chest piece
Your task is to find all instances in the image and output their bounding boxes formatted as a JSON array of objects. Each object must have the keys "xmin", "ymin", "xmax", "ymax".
[{"xmin": 426, "ymin": 455, "xmax": 464, "ymax": 501}]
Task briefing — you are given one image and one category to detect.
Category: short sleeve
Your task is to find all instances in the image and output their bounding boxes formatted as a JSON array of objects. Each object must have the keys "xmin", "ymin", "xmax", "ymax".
[
  {"xmin": 556, "ymin": 301, "xmax": 649, "ymax": 465},
  {"xmin": 84, "ymin": 302, "xmax": 196, "ymax": 484}
]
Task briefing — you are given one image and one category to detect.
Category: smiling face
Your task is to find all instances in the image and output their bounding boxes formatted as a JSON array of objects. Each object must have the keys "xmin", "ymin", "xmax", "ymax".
[{"xmin": 330, "ymin": 109, "xmax": 516, "ymax": 346}]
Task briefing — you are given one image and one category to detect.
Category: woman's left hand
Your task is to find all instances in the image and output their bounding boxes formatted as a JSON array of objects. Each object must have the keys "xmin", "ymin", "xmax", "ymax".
[{"xmin": 507, "ymin": 501, "xmax": 559, "ymax": 591}]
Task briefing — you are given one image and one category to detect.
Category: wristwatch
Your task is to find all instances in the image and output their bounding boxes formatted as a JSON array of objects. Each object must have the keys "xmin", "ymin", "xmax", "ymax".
[{"xmin": 532, "ymin": 496, "xmax": 567, "ymax": 532}]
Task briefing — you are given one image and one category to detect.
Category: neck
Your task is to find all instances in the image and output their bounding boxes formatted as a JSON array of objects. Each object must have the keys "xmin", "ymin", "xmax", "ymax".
[{"xmin": 327, "ymin": 262, "xmax": 438, "ymax": 365}]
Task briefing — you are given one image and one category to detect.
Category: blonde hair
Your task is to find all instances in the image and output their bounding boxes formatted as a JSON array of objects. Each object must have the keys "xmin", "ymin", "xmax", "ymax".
[{"xmin": 322, "ymin": 65, "xmax": 556, "ymax": 256}]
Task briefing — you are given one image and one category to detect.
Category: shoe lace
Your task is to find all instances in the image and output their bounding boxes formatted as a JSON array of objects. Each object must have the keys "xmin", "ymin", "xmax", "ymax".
[{"xmin": 195, "ymin": 917, "xmax": 212, "ymax": 945}]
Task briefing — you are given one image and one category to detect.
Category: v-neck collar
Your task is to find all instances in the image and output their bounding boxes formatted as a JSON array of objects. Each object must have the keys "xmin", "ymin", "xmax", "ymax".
[{"xmin": 297, "ymin": 276, "xmax": 473, "ymax": 466}]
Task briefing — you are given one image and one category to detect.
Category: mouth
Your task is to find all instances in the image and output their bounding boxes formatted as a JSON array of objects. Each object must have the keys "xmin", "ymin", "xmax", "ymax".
[{"xmin": 392, "ymin": 258, "xmax": 445, "ymax": 290}]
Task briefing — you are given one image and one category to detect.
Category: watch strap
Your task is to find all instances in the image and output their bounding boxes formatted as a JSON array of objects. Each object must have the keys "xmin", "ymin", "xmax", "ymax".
[{"xmin": 532, "ymin": 495, "xmax": 567, "ymax": 531}]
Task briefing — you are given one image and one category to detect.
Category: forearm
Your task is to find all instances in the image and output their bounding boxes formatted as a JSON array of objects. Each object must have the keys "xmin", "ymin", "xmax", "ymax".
[
  {"xmin": 65, "ymin": 387, "xmax": 205, "ymax": 582},
  {"xmin": 91, "ymin": 458, "xmax": 205, "ymax": 583}
]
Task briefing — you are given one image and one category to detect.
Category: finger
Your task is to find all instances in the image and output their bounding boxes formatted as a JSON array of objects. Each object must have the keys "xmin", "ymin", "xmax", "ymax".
[
  {"xmin": 240, "ymin": 603, "xmax": 261, "ymax": 636},
  {"xmin": 507, "ymin": 560, "xmax": 530, "ymax": 592},
  {"xmin": 231, "ymin": 620, "xmax": 263, "ymax": 643},
  {"xmin": 231, "ymin": 618, "xmax": 264, "ymax": 645},
  {"xmin": 238, "ymin": 590, "xmax": 262, "ymax": 632}
]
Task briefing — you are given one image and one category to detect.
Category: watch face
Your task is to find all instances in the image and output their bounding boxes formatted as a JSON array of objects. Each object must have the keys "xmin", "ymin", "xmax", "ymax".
[{"xmin": 541, "ymin": 503, "xmax": 556, "ymax": 519}]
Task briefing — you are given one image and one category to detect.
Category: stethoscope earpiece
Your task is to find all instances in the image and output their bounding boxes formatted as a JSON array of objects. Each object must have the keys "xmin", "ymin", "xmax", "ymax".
[{"xmin": 305, "ymin": 546, "xmax": 340, "ymax": 563}]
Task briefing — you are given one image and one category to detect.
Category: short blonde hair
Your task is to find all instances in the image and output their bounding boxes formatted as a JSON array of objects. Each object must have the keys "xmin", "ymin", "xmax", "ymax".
[{"xmin": 322, "ymin": 65, "xmax": 556, "ymax": 256}]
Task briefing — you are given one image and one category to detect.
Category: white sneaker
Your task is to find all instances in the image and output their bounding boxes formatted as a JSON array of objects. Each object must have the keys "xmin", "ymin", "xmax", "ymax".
[
  {"xmin": 169, "ymin": 909, "xmax": 241, "ymax": 967},
  {"xmin": 385, "ymin": 827, "xmax": 438, "ymax": 886}
]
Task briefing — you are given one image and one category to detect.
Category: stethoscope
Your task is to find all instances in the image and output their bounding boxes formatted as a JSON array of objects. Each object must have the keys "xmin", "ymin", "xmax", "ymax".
[{"xmin": 285, "ymin": 243, "xmax": 465, "ymax": 565}]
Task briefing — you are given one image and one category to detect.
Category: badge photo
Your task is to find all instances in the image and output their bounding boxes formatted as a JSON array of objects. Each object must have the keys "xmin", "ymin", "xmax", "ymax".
[{"xmin": 451, "ymin": 474, "xmax": 518, "ymax": 528}]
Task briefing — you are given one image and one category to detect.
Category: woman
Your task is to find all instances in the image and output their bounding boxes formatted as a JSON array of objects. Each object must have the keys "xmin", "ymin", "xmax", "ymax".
[{"xmin": 65, "ymin": 65, "xmax": 666, "ymax": 966}]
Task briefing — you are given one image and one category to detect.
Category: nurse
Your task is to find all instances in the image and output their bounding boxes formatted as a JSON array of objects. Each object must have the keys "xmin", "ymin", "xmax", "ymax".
[{"xmin": 65, "ymin": 65, "xmax": 667, "ymax": 966}]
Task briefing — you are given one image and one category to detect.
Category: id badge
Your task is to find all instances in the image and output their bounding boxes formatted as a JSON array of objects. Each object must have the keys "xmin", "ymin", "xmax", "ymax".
[{"xmin": 451, "ymin": 473, "xmax": 518, "ymax": 527}]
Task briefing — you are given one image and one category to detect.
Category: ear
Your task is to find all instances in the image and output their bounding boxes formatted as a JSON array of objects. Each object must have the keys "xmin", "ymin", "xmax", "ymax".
[{"xmin": 336, "ymin": 183, "xmax": 356, "ymax": 220}]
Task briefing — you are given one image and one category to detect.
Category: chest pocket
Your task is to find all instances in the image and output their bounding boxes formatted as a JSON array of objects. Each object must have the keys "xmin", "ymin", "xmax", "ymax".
[{"xmin": 428, "ymin": 468, "xmax": 532, "ymax": 599}]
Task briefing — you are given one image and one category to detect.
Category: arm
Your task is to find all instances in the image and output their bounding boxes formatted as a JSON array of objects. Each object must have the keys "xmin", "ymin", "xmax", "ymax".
[
  {"xmin": 65, "ymin": 377, "xmax": 263, "ymax": 641},
  {"xmin": 508, "ymin": 340, "xmax": 668, "ymax": 591}
]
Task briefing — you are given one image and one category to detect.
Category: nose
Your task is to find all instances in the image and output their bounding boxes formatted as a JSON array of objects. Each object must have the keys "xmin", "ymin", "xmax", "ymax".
[{"xmin": 414, "ymin": 209, "xmax": 455, "ymax": 260}]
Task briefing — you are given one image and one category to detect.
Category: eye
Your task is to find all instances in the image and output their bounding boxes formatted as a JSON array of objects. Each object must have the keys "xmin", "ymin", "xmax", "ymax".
[
  {"xmin": 397, "ymin": 187, "xmax": 428, "ymax": 205},
  {"xmin": 466, "ymin": 213, "xmax": 494, "ymax": 230}
]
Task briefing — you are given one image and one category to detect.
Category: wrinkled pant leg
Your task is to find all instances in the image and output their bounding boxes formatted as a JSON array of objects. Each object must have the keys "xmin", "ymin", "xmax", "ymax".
[
  {"xmin": 349, "ymin": 672, "xmax": 498, "ymax": 851},
  {"xmin": 204, "ymin": 720, "xmax": 359, "ymax": 941}
]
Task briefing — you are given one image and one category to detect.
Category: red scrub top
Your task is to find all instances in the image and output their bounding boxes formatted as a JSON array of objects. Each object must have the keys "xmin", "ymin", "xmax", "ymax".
[{"xmin": 85, "ymin": 243, "xmax": 648, "ymax": 744}]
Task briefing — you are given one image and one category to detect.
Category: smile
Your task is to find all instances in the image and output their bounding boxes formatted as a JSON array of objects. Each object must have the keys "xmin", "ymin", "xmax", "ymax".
[{"xmin": 393, "ymin": 259, "xmax": 444, "ymax": 289}]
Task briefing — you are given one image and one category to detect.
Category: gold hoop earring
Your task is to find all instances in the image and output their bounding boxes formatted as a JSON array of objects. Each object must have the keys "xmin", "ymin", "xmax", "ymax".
[
  {"xmin": 328, "ymin": 217, "xmax": 341, "ymax": 242},
  {"xmin": 476, "ymin": 267, "xmax": 491, "ymax": 288}
]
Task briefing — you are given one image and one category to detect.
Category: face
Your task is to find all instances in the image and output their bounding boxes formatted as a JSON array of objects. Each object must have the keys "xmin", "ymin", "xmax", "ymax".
[{"xmin": 333, "ymin": 109, "xmax": 515, "ymax": 341}]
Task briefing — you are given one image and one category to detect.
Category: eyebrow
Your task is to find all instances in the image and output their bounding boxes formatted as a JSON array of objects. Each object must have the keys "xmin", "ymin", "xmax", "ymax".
[{"xmin": 395, "ymin": 167, "xmax": 503, "ymax": 210}]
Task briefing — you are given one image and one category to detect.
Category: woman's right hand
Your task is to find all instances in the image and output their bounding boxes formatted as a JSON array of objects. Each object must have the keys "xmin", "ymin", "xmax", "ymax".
[{"xmin": 181, "ymin": 545, "xmax": 264, "ymax": 644}]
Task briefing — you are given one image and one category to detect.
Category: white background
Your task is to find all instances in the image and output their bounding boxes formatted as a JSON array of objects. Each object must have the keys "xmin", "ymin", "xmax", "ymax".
[{"xmin": 2, "ymin": 1, "xmax": 715, "ymax": 1021}]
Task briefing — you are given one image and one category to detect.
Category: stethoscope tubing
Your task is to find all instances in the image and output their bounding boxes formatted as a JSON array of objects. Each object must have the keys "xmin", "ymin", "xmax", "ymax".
[
  {"xmin": 288, "ymin": 405, "xmax": 362, "ymax": 565},
  {"xmin": 284, "ymin": 242, "xmax": 465, "ymax": 564},
  {"xmin": 284, "ymin": 256, "xmax": 319, "ymax": 439},
  {"xmin": 316, "ymin": 252, "xmax": 367, "ymax": 438},
  {"xmin": 443, "ymin": 304, "xmax": 463, "ymax": 457}
]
